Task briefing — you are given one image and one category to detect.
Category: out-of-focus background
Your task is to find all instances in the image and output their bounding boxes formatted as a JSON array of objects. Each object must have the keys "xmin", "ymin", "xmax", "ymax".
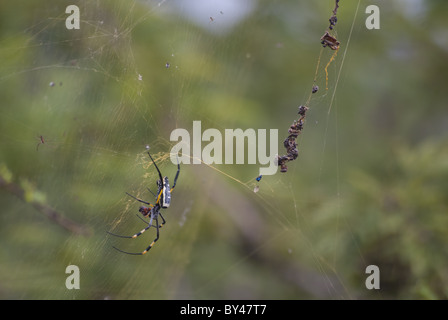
[{"xmin": 1, "ymin": 0, "xmax": 447, "ymax": 299}]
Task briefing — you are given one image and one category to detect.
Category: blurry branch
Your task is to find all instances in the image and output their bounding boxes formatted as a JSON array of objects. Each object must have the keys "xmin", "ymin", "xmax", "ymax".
[{"xmin": 0, "ymin": 165, "xmax": 90, "ymax": 236}]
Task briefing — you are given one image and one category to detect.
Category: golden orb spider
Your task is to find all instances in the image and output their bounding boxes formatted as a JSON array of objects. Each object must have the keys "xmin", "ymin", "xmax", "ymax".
[{"xmin": 107, "ymin": 152, "xmax": 180, "ymax": 255}]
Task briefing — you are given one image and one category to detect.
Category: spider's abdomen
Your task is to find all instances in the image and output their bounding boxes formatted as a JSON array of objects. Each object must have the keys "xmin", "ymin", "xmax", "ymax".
[{"xmin": 161, "ymin": 176, "xmax": 171, "ymax": 208}]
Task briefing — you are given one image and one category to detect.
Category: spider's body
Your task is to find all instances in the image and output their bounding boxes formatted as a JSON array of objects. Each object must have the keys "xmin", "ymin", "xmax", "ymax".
[
  {"xmin": 159, "ymin": 176, "xmax": 171, "ymax": 208},
  {"xmin": 108, "ymin": 152, "xmax": 180, "ymax": 255}
]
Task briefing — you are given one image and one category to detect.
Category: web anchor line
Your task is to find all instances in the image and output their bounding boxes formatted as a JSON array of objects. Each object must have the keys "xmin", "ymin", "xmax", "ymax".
[{"xmin": 277, "ymin": 0, "xmax": 341, "ymax": 173}]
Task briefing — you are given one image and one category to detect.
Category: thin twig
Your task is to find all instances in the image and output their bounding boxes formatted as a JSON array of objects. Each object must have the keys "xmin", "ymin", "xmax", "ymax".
[{"xmin": 0, "ymin": 176, "xmax": 91, "ymax": 236}]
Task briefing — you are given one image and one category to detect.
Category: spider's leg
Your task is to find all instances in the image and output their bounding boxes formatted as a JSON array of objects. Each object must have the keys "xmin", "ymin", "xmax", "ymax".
[
  {"xmin": 137, "ymin": 211, "xmax": 165, "ymax": 229},
  {"xmin": 158, "ymin": 212, "xmax": 166, "ymax": 229},
  {"xmin": 107, "ymin": 214, "xmax": 153, "ymax": 240},
  {"xmin": 147, "ymin": 152, "xmax": 163, "ymax": 184},
  {"xmin": 110, "ymin": 246, "xmax": 145, "ymax": 255},
  {"xmin": 170, "ymin": 155, "xmax": 180, "ymax": 192},
  {"xmin": 126, "ymin": 192, "xmax": 154, "ymax": 207},
  {"xmin": 135, "ymin": 214, "xmax": 158, "ymax": 228},
  {"xmin": 140, "ymin": 215, "xmax": 160, "ymax": 255},
  {"xmin": 107, "ymin": 221, "xmax": 152, "ymax": 255},
  {"xmin": 156, "ymin": 188, "xmax": 163, "ymax": 206},
  {"xmin": 147, "ymin": 187, "xmax": 157, "ymax": 199},
  {"xmin": 110, "ymin": 215, "xmax": 161, "ymax": 255}
]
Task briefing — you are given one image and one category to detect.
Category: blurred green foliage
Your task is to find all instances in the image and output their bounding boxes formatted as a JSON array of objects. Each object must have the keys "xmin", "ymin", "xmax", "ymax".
[{"xmin": 1, "ymin": 0, "xmax": 448, "ymax": 299}]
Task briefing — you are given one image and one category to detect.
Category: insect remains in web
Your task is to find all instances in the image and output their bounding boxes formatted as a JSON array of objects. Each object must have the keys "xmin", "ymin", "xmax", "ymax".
[
  {"xmin": 321, "ymin": 31, "xmax": 340, "ymax": 51},
  {"xmin": 277, "ymin": 105, "xmax": 309, "ymax": 173},
  {"xmin": 107, "ymin": 151, "xmax": 180, "ymax": 255},
  {"xmin": 321, "ymin": 0, "xmax": 341, "ymax": 51},
  {"xmin": 328, "ymin": 0, "xmax": 340, "ymax": 30},
  {"xmin": 36, "ymin": 135, "xmax": 45, "ymax": 151}
]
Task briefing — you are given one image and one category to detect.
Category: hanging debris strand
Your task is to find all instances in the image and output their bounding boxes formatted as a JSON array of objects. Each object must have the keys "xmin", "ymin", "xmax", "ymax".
[
  {"xmin": 321, "ymin": 1, "xmax": 341, "ymax": 50},
  {"xmin": 328, "ymin": 0, "xmax": 340, "ymax": 30},
  {"xmin": 277, "ymin": 105, "xmax": 309, "ymax": 173},
  {"xmin": 321, "ymin": 31, "xmax": 340, "ymax": 50},
  {"xmin": 321, "ymin": 0, "xmax": 341, "ymax": 50},
  {"xmin": 278, "ymin": 0, "xmax": 342, "ymax": 173}
]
